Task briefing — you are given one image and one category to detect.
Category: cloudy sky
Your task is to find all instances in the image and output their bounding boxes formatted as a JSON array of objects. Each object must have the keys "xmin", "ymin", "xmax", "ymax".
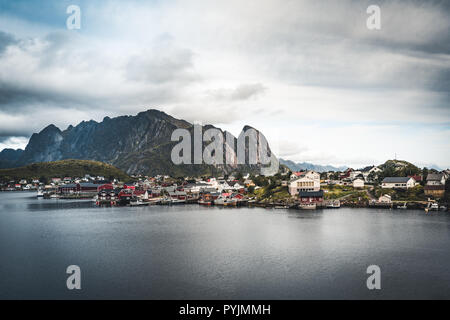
[{"xmin": 0, "ymin": 0, "xmax": 449, "ymax": 169}]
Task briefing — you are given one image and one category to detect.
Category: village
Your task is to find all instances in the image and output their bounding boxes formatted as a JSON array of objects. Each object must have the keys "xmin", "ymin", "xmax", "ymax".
[{"xmin": 1, "ymin": 160, "xmax": 449, "ymax": 212}]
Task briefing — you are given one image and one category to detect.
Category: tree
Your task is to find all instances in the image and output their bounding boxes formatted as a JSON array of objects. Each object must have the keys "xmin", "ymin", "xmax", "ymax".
[
  {"xmin": 330, "ymin": 172, "xmax": 340, "ymax": 180},
  {"xmin": 39, "ymin": 176, "xmax": 48, "ymax": 185}
]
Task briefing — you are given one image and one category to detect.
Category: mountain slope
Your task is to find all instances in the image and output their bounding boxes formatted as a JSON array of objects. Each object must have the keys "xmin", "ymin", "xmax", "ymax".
[
  {"xmin": 5, "ymin": 109, "xmax": 277, "ymax": 176},
  {"xmin": 0, "ymin": 159, "xmax": 130, "ymax": 182},
  {"xmin": 280, "ymin": 158, "xmax": 347, "ymax": 172},
  {"xmin": 0, "ymin": 148, "xmax": 23, "ymax": 168}
]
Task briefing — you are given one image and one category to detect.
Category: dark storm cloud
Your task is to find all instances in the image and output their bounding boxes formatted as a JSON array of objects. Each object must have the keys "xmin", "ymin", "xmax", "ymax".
[
  {"xmin": 0, "ymin": 31, "xmax": 16, "ymax": 54},
  {"xmin": 0, "ymin": 82, "xmax": 67, "ymax": 109}
]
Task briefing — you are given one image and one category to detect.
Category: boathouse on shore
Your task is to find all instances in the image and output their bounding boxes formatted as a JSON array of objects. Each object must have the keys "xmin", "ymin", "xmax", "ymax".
[{"xmin": 298, "ymin": 190, "xmax": 324, "ymax": 204}]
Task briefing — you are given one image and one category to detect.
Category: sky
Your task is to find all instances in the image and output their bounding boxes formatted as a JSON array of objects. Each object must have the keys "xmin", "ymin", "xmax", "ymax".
[{"xmin": 0, "ymin": 0, "xmax": 449, "ymax": 169}]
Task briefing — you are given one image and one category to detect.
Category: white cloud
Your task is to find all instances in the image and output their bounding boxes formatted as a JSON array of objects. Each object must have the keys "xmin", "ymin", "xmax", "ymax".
[
  {"xmin": 0, "ymin": 0, "xmax": 449, "ymax": 168},
  {"xmin": 0, "ymin": 136, "xmax": 29, "ymax": 150}
]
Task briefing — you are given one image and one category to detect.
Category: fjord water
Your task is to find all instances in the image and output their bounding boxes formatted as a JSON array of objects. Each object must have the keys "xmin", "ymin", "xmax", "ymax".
[{"xmin": 0, "ymin": 192, "xmax": 449, "ymax": 299}]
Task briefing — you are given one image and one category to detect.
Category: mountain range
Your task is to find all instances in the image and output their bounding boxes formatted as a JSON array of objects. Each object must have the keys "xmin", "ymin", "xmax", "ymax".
[
  {"xmin": 279, "ymin": 159, "xmax": 348, "ymax": 172},
  {"xmin": 0, "ymin": 109, "xmax": 275, "ymax": 177}
]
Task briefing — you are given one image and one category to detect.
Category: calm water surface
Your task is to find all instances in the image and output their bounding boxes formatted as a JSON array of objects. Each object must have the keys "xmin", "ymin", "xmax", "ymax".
[{"xmin": 0, "ymin": 192, "xmax": 449, "ymax": 299}]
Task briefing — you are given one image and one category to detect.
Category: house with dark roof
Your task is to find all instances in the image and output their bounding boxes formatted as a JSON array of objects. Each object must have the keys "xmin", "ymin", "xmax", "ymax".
[
  {"xmin": 426, "ymin": 173, "xmax": 445, "ymax": 185},
  {"xmin": 424, "ymin": 173, "xmax": 446, "ymax": 197},
  {"xmin": 59, "ymin": 182, "xmax": 99, "ymax": 194},
  {"xmin": 298, "ymin": 190, "xmax": 324, "ymax": 204},
  {"xmin": 381, "ymin": 177, "xmax": 416, "ymax": 189}
]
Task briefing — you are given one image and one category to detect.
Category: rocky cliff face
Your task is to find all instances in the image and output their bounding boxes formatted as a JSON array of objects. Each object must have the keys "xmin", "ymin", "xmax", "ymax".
[
  {"xmin": 0, "ymin": 148, "xmax": 24, "ymax": 168},
  {"xmin": 6, "ymin": 109, "xmax": 277, "ymax": 176},
  {"xmin": 19, "ymin": 124, "xmax": 64, "ymax": 165}
]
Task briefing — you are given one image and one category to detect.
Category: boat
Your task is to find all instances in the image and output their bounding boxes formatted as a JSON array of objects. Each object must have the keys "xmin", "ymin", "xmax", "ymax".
[
  {"xmin": 326, "ymin": 200, "xmax": 340, "ymax": 208},
  {"xmin": 49, "ymin": 194, "xmax": 60, "ymax": 199},
  {"xmin": 170, "ymin": 198, "xmax": 186, "ymax": 204},
  {"xmin": 214, "ymin": 196, "xmax": 237, "ymax": 206},
  {"xmin": 274, "ymin": 205, "xmax": 289, "ymax": 209},
  {"xmin": 439, "ymin": 205, "xmax": 447, "ymax": 211},
  {"xmin": 430, "ymin": 203, "xmax": 439, "ymax": 211},
  {"xmin": 145, "ymin": 197, "xmax": 161, "ymax": 205},
  {"xmin": 36, "ymin": 189, "xmax": 44, "ymax": 198},
  {"xmin": 199, "ymin": 193, "xmax": 213, "ymax": 206},
  {"xmin": 396, "ymin": 202, "xmax": 407, "ymax": 209},
  {"xmin": 198, "ymin": 199, "xmax": 212, "ymax": 205},
  {"xmin": 299, "ymin": 203, "xmax": 316, "ymax": 210},
  {"xmin": 129, "ymin": 199, "xmax": 148, "ymax": 206},
  {"xmin": 159, "ymin": 197, "xmax": 172, "ymax": 205}
]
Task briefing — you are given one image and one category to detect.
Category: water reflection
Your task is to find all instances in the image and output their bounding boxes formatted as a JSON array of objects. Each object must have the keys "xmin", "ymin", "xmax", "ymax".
[
  {"xmin": 27, "ymin": 199, "xmax": 95, "ymax": 211},
  {"xmin": 0, "ymin": 191, "xmax": 449, "ymax": 299},
  {"xmin": 288, "ymin": 210, "xmax": 324, "ymax": 220}
]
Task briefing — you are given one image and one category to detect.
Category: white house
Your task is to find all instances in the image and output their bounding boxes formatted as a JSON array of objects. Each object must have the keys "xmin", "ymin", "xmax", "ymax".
[
  {"xmin": 349, "ymin": 170, "xmax": 362, "ymax": 180},
  {"xmin": 243, "ymin": 179, "xmax": 255, "ymax": 187},
  {"xmin": 233, "ymin": 182, "xmax": 244, "ymax": 190},
  {"xmin": 426, "ymin": 173, "xmax": 446, "ymax": 186},
  {"xmin": 363, "ymin": 166, "xmax": 382, "ymax": 182},
  {"xmin": 353, "ymin": 178, "xmax": 364, "ymax": 188},
  {"xmin": 378, "ymin": 194, "xmax": 392, "ymax": 203},
  {"xmin": 381, "ymin": 177, "xmax": 416, "ymax": 189},
  {"xmin": 289, "ymin": 176, "xmax": 320, "ymax": 196},
  {"xmin": 290, "ymin": 172, "xmax": 304, "ymax": 180},
  {"xmin": 304, "ymin": 170, "xmax": 320, "ymax": 181}
]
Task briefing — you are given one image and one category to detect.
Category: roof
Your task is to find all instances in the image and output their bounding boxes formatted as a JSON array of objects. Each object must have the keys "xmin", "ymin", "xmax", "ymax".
[
  {"xmin": 299, "ymin": 190, "xmax": 324, "ymax": 197},
  {"xmin": 382, "ymin": 177, "xmax": 413, "ymax": 183},
  {"xmin": 427, "ymin": 173, "xmax": 444, "ymax": 181},
  {"xmin": 291, "ymin": 175, "xmax": 316, "ymax": 182},
  {"xmin": 424, "ymin": 185, "xmax": 445, "ymax": 190},
  {"xmin": 79, "ymin": 183, "xmax": 99, "ymax": 188},
  {"xmin": 59, "ymin": 182, "xmax": 98, "ymax": 188},
  {"xmin": 60, "ymin": 183, "xmax": 78, "ymax": 188}
]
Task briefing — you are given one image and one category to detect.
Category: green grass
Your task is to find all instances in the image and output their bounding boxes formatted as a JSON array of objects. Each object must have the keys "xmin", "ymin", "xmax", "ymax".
[
  {"xmin": 345, "ymin": 191, "xmax": 370, "ymax": 202},
  {"xmin": 322, "ymin": 185, "xmax": 361, "ymax": 200},
  {"xmin": 253, "ymin": 185, "xmax": 290, "ymax": 202},
  {"xmin": 0, "ymin": 159, "xmax": 131, "ymax": 183},
  {"xmin": 373, "ymin": 185, "xmax": 426, "ymax": 201}
]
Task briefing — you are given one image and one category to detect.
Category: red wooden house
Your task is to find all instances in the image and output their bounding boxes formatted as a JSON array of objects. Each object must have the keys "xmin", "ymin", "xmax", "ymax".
[{"xmin": 298, "ymin": 190, "xmax": 324, "ymax": 204}]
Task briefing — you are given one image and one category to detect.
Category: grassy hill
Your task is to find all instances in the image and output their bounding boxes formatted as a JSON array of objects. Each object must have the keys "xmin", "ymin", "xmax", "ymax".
[
  {"xmin": 378, "ymin": 159, "xmax": 421, "ymax": 177},
  {"xmin": 0, "ymin": 159, "xmax": 130, "ymax": 182}
]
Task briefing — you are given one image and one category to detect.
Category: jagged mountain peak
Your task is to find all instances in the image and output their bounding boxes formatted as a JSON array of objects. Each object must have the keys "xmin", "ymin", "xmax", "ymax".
[
  {"xmin": 40, "ymin": 124, "xmax": 62, "ymax": 134},
  {"xmin": 5, "ymin": 109, "xmax": 276, "ymax": 176}
]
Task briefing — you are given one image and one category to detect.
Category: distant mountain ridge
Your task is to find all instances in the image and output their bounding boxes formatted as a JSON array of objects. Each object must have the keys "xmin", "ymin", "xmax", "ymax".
[
  {"xmin": 0, "ymin": 109, "xmax": 276, "ymax": 176},
  {"xmin": 280, "ymin": 158, "xmax": 347, "ymax": 172},
  {"xmin": 0, "ymin": 148, "xmax": 23, "ymax": 168}
]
